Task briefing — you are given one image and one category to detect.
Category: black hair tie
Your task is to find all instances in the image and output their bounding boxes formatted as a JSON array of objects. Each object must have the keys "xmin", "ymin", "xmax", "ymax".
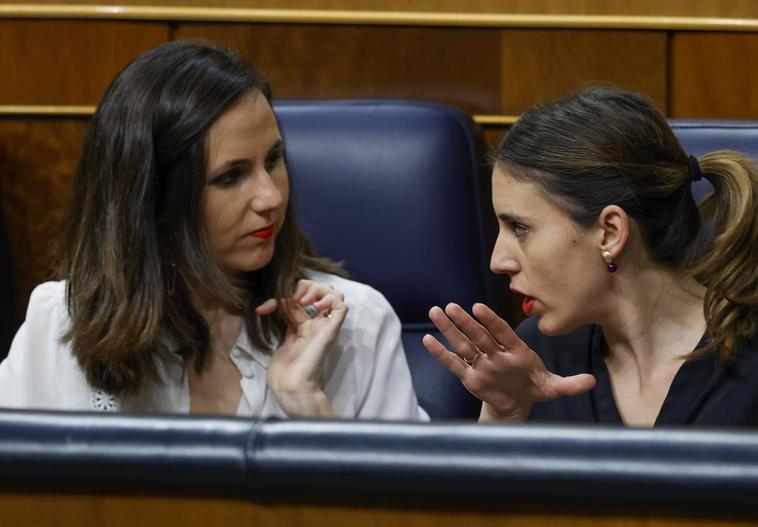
[{"xmin": 688, "ymin": 155, "xmax": 703, "ymax": 182}]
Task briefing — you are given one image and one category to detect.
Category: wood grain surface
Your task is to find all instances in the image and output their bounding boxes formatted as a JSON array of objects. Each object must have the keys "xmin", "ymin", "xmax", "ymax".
[
  {"xmin": 499, "ymin": 29, "xmax": 667, "ymax": 114},
  {"xmin": 0, "ymin": 20, "xmax": 169, "ymax": 105},
  {"xmin": 2, "ymin": 492, "xmax": 758, "ymax": 527},
  {"xmin": 175, "ymin": 23, "xmax": 502, "ymax": 113},
  {"xmin": 0, "ymin": 119, "xmax": 86, "ymax": 323},
  {"xmin": 671, "ymin": 32, "xmax": 758, "ymax": 119}
]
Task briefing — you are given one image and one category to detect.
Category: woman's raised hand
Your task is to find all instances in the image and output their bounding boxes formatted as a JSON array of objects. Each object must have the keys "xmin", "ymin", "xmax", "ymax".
[
  {"xmin": 257, "ymin": 279, "xmax": 348, "ymax": 417},
  {"xmin": 423, "ymin": 303, "xmax": 595, "ymax": 421}
]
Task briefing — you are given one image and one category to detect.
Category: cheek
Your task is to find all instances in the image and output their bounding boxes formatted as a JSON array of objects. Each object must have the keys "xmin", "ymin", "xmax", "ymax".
[
  {"xmin": 200, "ymin": 192, "xmax": 238, "ymax": 247},
  {"xmin": 530, "ymin": 236, "xmax": 589, "ymax": 298},
  {"xmin": 553, "ymin": 244, "xmax": 607, "ymax": 318},
  {"xmin": 277, "ymin": 171, "xmax": 290, "ymax": 209}
]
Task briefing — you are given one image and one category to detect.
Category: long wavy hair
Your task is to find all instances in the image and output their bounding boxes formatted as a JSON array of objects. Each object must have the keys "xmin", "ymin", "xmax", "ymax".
[
  {"xmin": 493, "ymin": 85, "xmax": 758, "ymax": 363},
  {"xmin": 59, "ymin": 40, "xmax": 342, "ymax": 396}
]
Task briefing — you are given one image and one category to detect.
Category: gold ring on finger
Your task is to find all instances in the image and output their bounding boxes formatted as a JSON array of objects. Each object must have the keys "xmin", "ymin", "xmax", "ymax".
[{"xmin": 469, "ymin": 349, "xmax": 487, "ymax": 367}]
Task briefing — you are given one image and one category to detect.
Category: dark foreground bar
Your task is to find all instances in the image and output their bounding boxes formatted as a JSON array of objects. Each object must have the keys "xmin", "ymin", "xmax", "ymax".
[{"xmin": 2, "ymin": 409, "xmax": 758, "ymax": 514}]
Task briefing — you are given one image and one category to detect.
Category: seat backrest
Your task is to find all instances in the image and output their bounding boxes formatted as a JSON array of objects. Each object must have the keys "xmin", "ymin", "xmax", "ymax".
[
  {"xmin": 275, "ymin": 100, "xmax": 502, "ymax": 419},
  {"xmin": 671, "ymin": 120, "xmax": 758, "ymax": 200}
]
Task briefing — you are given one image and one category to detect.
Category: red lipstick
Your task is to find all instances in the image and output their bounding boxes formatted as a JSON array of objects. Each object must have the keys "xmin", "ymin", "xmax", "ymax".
[
  {"xmin": 522, "ymin": 296, "xmax": 535, "ymax": 316},
  {"xmin": 249, "ymin": 225, "xmax": 274, "ymax": 239}
]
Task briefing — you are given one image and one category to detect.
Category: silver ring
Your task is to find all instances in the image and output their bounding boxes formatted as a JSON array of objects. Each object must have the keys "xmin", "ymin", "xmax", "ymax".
[{"xmin": 302, "ymin": 304, "xmax": 319, "ymax": 319}]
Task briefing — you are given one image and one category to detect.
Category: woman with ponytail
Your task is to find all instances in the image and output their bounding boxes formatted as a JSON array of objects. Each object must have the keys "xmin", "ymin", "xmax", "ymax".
[{"xmin": 425, "ymin": 86, "xmax": 758, "ymax": 426}]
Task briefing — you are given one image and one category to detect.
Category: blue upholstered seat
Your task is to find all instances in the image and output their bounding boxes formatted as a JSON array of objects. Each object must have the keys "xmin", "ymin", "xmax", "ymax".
[
  {"xmin": 275, "ymin": 100, "xmax": 502, "ymax": 419},
  {"xmin": 672, "ymin": 120, "xmax": 758, "ymax": 157}
]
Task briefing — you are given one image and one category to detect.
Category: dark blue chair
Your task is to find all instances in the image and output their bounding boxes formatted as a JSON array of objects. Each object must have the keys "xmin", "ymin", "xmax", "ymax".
[
  {"xmin": 275, "ymin": 100, "xmax": 506, "ymax": 420},
  {"xmin": 671, "ymin": 120, "xmax": 758, "ymax": 257}
]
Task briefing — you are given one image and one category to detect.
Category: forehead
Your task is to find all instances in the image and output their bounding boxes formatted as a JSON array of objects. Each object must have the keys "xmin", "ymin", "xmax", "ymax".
[
  {"xmin": 205, "ymin": 90, "xmax": 279, "ymax": 168},
  {"xmin": 492, "ymin": 165, "xmax": 547, "ymax": 208},
  {"xmin": 491, "ymin": 164, "xmax": 580, "ymax": 224}
]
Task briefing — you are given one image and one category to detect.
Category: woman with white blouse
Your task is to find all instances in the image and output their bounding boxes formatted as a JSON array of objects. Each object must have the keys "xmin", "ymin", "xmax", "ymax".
[{"xmin": 0, "ymin": 40, "xmax": 426, "ymax": 421}]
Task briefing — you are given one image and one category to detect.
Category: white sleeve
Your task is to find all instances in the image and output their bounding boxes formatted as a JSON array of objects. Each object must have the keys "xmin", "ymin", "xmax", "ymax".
[
  {"xmin": 0, "ymin": 281, "xmax": 73, "ymax": 409},
  {"xmin": 352, "ymin": 287, "xmax": 430, "ymax": 421}
]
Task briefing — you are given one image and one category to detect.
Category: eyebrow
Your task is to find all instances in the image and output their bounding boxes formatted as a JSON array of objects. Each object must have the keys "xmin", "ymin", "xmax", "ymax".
[
  {"xmin": 497, "ymin": 211, "xmax": 531, "ymax": 225},
  {"xmin": 209, "ymin": 138, "xmax": 284, "ymax": 176}
]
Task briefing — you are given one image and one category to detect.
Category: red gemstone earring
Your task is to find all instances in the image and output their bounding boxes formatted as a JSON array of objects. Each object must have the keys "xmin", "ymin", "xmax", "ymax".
[{"xmin": 601, "ymin": 250, "xmax": 618, "ymax": 273}]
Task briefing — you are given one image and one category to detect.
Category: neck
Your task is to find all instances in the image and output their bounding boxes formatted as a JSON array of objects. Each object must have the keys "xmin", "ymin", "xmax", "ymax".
[
  {"xmin": 597, "ymin": 264, "xmax": 706, "ymax": 373},
  {"xmin": 195, "ymin": 302, "xmax": 245, "ymax": 358}
]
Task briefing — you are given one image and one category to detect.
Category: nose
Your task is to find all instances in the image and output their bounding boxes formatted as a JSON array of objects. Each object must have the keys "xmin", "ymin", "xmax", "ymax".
[
  {"xmin": 249, "ymin": 170, "xmax": 284, "ymax": 213},
  {"xmin": 489, "ymin": 230, "xmax": 521, "ymax": 276}
]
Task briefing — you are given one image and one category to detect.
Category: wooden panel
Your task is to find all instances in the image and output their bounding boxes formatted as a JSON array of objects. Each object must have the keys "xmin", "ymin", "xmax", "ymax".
[
  {"xmin": 671, "ymin": 32, "xmax": 758, "ymax": 119},
  {"xmin": 2, "ymin": 0, "xmax": 758, "ymax": 18},
  {"xmin": 499, "ymin": 29, "xmax": 668, "ymax": 114},
  {"xmin": 174, "ymin": 23, "xmax": 502, "ymax": 113},
  {"xmin": 0, "ymin": 21, "xmax": 169, "ymax": 105},
  {"xmin": 2, "ymin": 492, "xmax": 758, "ymax": 527},
  {"xmin": 0, "ymin": 119, "xmax": 86, "ymax": 321},
  {"xmin": 483, "ymin": 125, "xmax": 507, "ymax": 150}
]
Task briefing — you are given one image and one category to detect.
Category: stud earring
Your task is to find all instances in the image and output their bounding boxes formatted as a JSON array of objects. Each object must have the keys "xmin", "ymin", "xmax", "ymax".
[{"xmin": 601, "ymin": 250, "xmax": 618, "ymax": 273}]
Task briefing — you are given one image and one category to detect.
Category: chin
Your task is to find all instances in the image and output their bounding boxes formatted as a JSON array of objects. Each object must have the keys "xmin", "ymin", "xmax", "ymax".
[
  {"xmin": 231, "ymin": 249, "xmax": 275, "ymax": 273},
  {"xmin": 536, "ymin": 314, "xmax": 581, "ymax": 337}
]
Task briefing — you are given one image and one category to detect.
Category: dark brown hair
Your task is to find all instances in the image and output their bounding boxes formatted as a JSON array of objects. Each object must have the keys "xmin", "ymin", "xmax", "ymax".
[
  {"xmin": 59, "ymin": 40, "xmax": 342, "ymax": 396},
  {"xmin": 492, "ymin": 85, "xmax": 758, "ymax": 362}
]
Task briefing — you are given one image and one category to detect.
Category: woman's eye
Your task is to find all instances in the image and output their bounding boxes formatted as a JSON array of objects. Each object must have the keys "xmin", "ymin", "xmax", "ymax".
[
  {"xmin": 512, "ymin": 222, "xmax": 529, "ymax": 238},
  {"xmin": 212, "ymin": 167, "xmax": 243, "ymax": 188},
  {"xmin": 264, "ymin": 151, "xmax": 283, "ymax": 173}
]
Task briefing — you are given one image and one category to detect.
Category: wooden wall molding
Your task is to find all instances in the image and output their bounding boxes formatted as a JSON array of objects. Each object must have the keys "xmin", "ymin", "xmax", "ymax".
[
  {"xmin": 472, "ymin": 115, "xmax": 518, "ymax": 125},
  {"xmin": 0, "ymin": 105, "xmax": 96, "ymax": 116},
  {"xmin": 0, "ymin": 4, "xmax": 757, "ymax": 31},
  {"xmin": 0, "ymin": 106, "xmax": 519, "ymax": 125}
]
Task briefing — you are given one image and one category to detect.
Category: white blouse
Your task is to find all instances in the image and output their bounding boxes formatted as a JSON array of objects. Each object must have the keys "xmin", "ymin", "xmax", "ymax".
[{"xmin": 0, "ymin": 273, "xmax": 429, "ymax": 421}]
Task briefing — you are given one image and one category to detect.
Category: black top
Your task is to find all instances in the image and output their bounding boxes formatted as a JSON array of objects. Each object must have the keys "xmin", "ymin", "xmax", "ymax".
[{"xmin": 517, "ymin": 317, "xmax": 758, "ymax": 426}]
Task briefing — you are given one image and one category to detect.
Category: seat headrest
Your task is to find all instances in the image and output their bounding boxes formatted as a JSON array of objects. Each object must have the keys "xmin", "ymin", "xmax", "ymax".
[
  {"xmin": 275, "ymin": 100, "xmax": 498, "ymax": 324},
  {"xmin": 671, "ymin": 120, "xmax": 758, "ymax": 202}
]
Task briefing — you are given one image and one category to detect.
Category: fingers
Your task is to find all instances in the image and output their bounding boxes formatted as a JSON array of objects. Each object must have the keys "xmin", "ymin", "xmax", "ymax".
[
  {"xmin": 556, "ymin": 373, "xmax": 597, "ymax": 398},
  {"xmin": 255, "ymin": 298, "xmax": 278, "ymax": 316},
  {"xmin": 324, "ymin": 298, "xmax": 348, "ymax": 327},
  {"xmin": 428, "ymin": 305, "xmax": 481, "ymax": 362},
  {"xmin": 257, "ymin": 280, "xmax": 345, "ymax": 319},
  {"xmin": 293, "ymin": 279, "xmax": 343, "ymax": 309},
  {"xmin": 538, "ymin": 373, "xmax": 597, "ymax": 401},
  {"xmin": 292, "ymin": 280, "xmax": 311, "ymax": 303},
  {"xmin": 422, "ymin": 333, "xmax": 469, "ymax": 380},
  {"xmin": 471, "ymin": 303, "xmax": 524, "ymax": 350},
  {"xmin": 443, "ymin": 303, "xmax": 503, "ymax": 355},
  {"xmin": 310, "ymin": 291, "xmax": 347, "ymax": 320}
]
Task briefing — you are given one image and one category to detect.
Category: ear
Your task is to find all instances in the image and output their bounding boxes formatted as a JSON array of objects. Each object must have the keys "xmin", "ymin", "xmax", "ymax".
[{"xmin": 596, "ymin": 205, "xmax": 630, "ymax": 258}]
